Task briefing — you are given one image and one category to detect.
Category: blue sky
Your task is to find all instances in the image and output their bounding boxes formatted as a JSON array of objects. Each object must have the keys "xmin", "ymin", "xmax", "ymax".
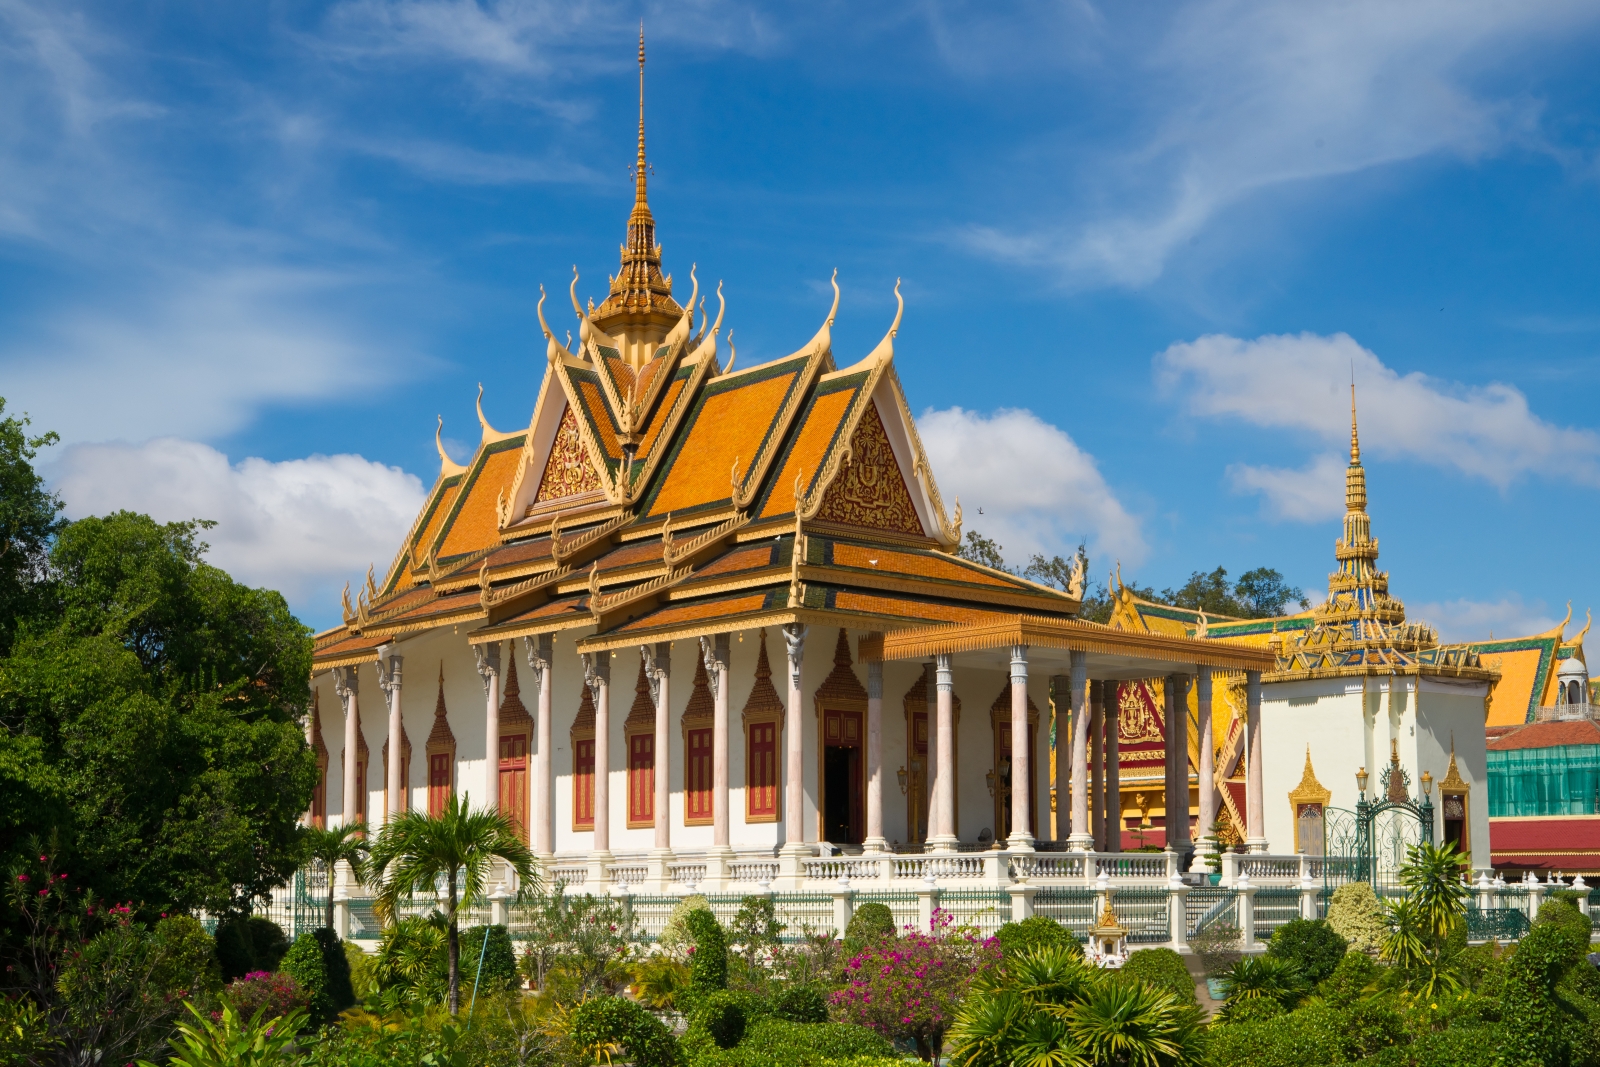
[{"xmin": 4, "ymin": 1, "xmax": 1600, "ymax": 639}]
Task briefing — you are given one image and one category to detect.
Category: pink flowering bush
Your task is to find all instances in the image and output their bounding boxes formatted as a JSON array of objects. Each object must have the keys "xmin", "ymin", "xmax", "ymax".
[
  {"xmin": 829, "ymin": 909, "xmax": 1000, "ymax": 1061},
  {"xmin": 220, "ymin": 969, "xmax": 307, "ymax": 1023}
]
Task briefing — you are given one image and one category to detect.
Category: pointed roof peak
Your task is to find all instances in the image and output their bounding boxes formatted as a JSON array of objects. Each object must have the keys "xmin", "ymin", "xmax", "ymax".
[
  {"xmin": 1350, "ymin": 382, "xmax": 1361, "ymax": 465},
  {"xmin": 635, "ymin": 22, "xmax": 648, "ymax": 211}
]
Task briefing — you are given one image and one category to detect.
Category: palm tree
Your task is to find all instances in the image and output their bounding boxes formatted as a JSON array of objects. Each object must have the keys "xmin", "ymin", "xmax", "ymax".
[
  {"xmin": 1218, "ymin": 956, "xmax": 1309, "ymax": 1017},
  {"xmin": 366, "ymin": 793, "xmax": 537, "ymax": 1014},
  {"xmin": 301, "ymin": 821, "xmax": 370, "ymax": 930},
  {"xmin": 1398, "ymin": 840, "xmax": 1469, "ymax": 941}
]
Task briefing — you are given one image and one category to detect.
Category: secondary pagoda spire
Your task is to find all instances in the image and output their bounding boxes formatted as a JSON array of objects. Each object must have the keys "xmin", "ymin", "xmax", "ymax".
[{"xmin": 594, "ymin": 23, "xmax": 681, "ymax": 335}]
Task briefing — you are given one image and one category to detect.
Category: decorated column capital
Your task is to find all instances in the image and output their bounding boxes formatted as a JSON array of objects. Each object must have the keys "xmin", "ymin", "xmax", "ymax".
[
  {"xmin": 523, "ymin": 633, "xmax": 552, "ymax": 685},
  {"xmin": 375, "ymin": 650, "xmax": 403, "ymax": 704},
  {"xmin": 473, "ymin": 641, "xmax": 501, "ymax": 695},
  {"xmin": 333, "ymin": 664, "xmax": 359, "ymax": 702},
  {"xmin": 1010, "ymin": 644, "xmax": 1028, "ymax": 685},
  {"xmin": 582, "ymin": 649, "xmax": 611, "ymax": 693},
  {"xmin": 935, "ymin": 652, "xmax": 953, "ymax": 692},
  {"xmin": 698, "ymin": 634, "xmax": 727, "ymax": 700},
  {"xmin": 782, "ymin": 623, "xmax": 808, "ymax": 687}
]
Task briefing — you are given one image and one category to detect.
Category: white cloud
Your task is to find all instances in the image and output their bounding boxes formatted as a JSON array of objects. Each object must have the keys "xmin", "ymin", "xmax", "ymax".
[
  {"xmin": 50, "ymin": 439, "xmax": 427, "ymax": 625},
  {"xmin": 918, "ymin": 406, "xmax": 1146, "ymax": 570},
  {"xmin": 1156, "ymin": 331, "xmax": 1600, "ymax": 494},
  {"xmin": 965, "ymin": 0, "xmax": 1599, "ymax": 286},
  {"xmin": 1227, "ymin": 453, "xmax": 1346, "ymax": 522},
  {"xmin": 1407, "ymin": 594, "xmax": 1561, "ymax": 644},
  {"xmin": 0, "ymin": 268, "xmax": 402, "ymax": 445}
]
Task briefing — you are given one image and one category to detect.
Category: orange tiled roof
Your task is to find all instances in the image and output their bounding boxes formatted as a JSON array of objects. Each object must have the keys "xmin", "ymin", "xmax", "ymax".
[
  {"xmin": 690, "ymin": 541, "xmax": 785, "ymax": 581},
  {"xmin": 758, "ymin": 374, "xmax": 864, "ymax": 519},
  {"xmin": 642, "ymin": 357, "xmax": 809, "ymax": 518},
  {"xmin": 824, "ymin": 539, "xmax": 1019, "ymax": 590},
  {"xmin": 437, "ymin": 437, "xmax": 527, "ymax": 560},
  {"xmin": 607, "ymin": 591, "xmax": 778, "ymax": 634},
  {"xmin": 1487, "ymin": 719, "xmax": 1600, "ymax": 750}
]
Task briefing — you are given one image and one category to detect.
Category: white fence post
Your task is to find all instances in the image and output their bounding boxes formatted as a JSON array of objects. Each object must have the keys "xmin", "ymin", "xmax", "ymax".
[
  {"xmin": 1008, "ymin": 880, "xmax": 1036, "ymax": 922},
  {"xmin": 1298, "ymin": 866, "xmax": 1319, "ymax": 921},
  {"xmin": 490, "ymin": 884, "xmax": 509, "ymax": 926},
  {"xmin": 1168, "ymin": 872, "xmax": 1190, "ymax": 953},
  {"xmin": 1574, "ymin": 875, "xmax": 1591, "ymax": 918},
  {"xmin": 917, "ymin": 874, "xmax": 939, "ymax": 932},
  {"xmin": 1527, "ymin": 874, "xmax": 1545, "ymax": 922},
  {"xmin": 1219, "ymin": 851, "xmax": 1239, "ymax": 889},
  {"xmin": 1237, "ymin": 873, "xmax": 1259, "ymax": 953},
  {"xmin": 832, "ymin": 878, "xmax": 855, "ymax": 940}
]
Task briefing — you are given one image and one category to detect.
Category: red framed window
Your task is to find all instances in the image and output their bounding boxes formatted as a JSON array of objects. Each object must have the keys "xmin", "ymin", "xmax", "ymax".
[
  {"xmin": 499, "ymin": 733, "xmax": 528, "ymax": 843},
  {"xmin": 747, "ymin": 721, "xmax": 778, "ymax": 819},
  {"xmin": 628, "ymin": 733, "xmax": 654, "ymax": 826},
  {"xmin": 686, "ymin": 726, "xmax": 713, "ymax": 824},
  {"xmin": 428, "ymin": 753, "xmax": 452, "ymax": 816},
  {"xmin": 574, "ymin": 737, "xmax": 595, "ymax": 830}
]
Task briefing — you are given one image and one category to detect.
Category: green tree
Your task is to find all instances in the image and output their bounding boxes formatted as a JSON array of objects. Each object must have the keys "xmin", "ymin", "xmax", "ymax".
[
  {"xmin": 1397, "ymin": 840, "xmax": 1469, "ymax": 942},
  {"xmin": 366, "ymin": 794, "xmax": 537, "ymax": 1014},
  {"xmin": 300, "ymin": 821, "xmax": 370, "ymax": 930},
  {"xmin": 0, "ymin": 398, "xmax": 63, "ymax": 656},
  {"xmin": 1265, "ymin": 919, "xmax": 1347, "ymax": 985},
  {"xmin": 0, "ymin": 509, "xmax": 318, "ymax": 917},
  {"xmin": 955, "ymin": 530, "xmax": 1009, "ymax": 572},
  {"xmin": 1233, "ymin": 567, "xmax": 1310, "ymax": 617}
]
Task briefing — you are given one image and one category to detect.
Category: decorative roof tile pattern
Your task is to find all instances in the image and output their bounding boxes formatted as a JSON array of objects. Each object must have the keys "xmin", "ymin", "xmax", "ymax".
[
  {"xmin": 409, "ymin": 478, "xmax": 462, "ymax": 570},
  {"xmin": 437, "ymin": 437, "xmax": 527, "ymax": 560},
  {"xmin": 608, "ymin": 592, "xmax": 778, "ymax": 634},
  {"xmin": 823, "ymin": 540, "xmax": 1020, "ymax": 590},
  {"xmin": 573, "ymin": 375, "xmax": 625, "ymax": 465},
  {"xmin": 690, "ymin": 541, "xmax": 785, "ymax": 581},
  {"xmin": 1486, "ymin": 719, "xmax": 1600, "ymax": 750},
  {"xmin": 758, "ymin": 377, "xmax": 862, "ymax": 519},
  {"xmin": 643, "ymin": 358, "xmax": 808, "ymax": 518}
]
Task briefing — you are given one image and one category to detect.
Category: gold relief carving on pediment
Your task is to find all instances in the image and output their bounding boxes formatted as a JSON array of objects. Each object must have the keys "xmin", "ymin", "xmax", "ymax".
[
  {"xmin": 814, "ymin": 402, "xmax": 923, "ymax": 536},
  {"xmin": 1117, "ymin": 682, "xmax": 1164, "ymax": 746},
  {"xmin": 534, "ymin": 407, "xmax": 604, "ymax": 505}
]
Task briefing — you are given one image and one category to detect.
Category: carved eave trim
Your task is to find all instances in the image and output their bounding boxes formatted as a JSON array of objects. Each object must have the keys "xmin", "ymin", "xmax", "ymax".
[
  {"xmin": 553, "ymin": 513, "xmax": 632, "ymax": 563},
  {"xmin": 481, "ymin": 563, "xmax": 574, "ymax": 620},
  {"xmin": 670, "ymin": 567, "xmax": 789, "ymax": 601},
  {"xmin": 505, "ymin": 498, "xmax": 625, "ymax": 539},
  {"xmin": 315, "ymin": 648, "xmax": 382, "ymax": 671},
  {"xmin": 770, "ymin": 519, "xmax": 943, "ymax": 552},
  {"xmin": 883, "ymin": 614, "xmax": 1279, "ymax": 671},
  {"xmin": 500, "ymin": 363, "xmax": 563, "ymax": 533},
  {"xmin": 882, "ymin": 365, "xmax": 960, "ymax": 551},
  {"xmin": 1262, "ymin": 663, "xmax": 1498, "ymax": 685},
  {"xmin": 664, "ymin": 511, "xmax": 751, "ymax": 566},
  {"xmin": 470, "ymin": 610, "xmax": 596, "ymax": 644},
  {"xmin": 795, "ymin": 564, "xmax": 1082, "ymax": 615},
  {"xmin": 590, "ymin": 563, "xmax": 696, "ymax": 631},
  {"xmin": 431, "ymin": 542, "xmax": 515, "ymax": 591}
]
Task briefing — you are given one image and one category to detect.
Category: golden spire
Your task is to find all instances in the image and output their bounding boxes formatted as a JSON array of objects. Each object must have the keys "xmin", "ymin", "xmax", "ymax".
[
  {"xmin": 1345, "ymin": 383, "xmax": 1367, "ymax": 514},
  {"xmin": 593, "ymin": 23, "xmax": 681, "ymax": 339}
]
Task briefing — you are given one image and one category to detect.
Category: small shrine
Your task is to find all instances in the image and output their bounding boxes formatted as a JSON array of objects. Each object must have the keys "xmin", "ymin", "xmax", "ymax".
[{"xmin": 1085, "ymin": 903, "xmax": 1131, "ymax": 968}]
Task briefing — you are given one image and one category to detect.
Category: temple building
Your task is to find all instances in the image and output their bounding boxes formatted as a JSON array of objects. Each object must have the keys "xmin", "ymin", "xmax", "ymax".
[
  {"xmin": 1106, "ymin": 393, "xmax": 1497, "ymax": 872},
  {"xmin": 305, "ymin": 37, "xmax": 1274, "ymax": 892}
]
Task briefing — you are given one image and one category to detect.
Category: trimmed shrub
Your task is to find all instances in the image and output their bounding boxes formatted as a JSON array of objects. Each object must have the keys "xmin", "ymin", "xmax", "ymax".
[
  {"xmin": 1224, "ymin": 996, "xmax": 1286, "ymax": 1025},
  {"xmin": 700, "ymin": 991, "xmax": 748, "ymax": 1049},
  {"xmin": 1206, "ymin": 999, "xmax": 1407, "ymax": 1067},
  {"xmin": 1117, "ymin": 947, "xmax": 1197, "ymax": 1004},
  {"xmin": 1327, "ymin": 882, "xmax": 1385, "ymax": 955},
  {"xmin": 1316, "ymin": 948, "xmax": 1381, "ymax": 1005},
  {"xmin": 281, "ymin": 929, "xmax": 355, "ymax": 1023},
  {"xmin": 994, "ymin": 916, "xmax": 1080, "ymax": 959},
  {"xmin": 844, "ymin": 902, "xmax": 896, "ymax": 946},
  {"xmin": 459, "ymin": 924, "xmax": 518, "ymax": 994},
  {"xmin": 660, "ymin": 895, "xmax": 712, "ymax": 959},
  {"xmin": 1266, "ymin": 918, "xmax": 1347, "ymax": 984},
  {"xmin": 1533, "ymin": 897, "xmax": 1592, "ymax": 945},
  {"xmin": 686, "ymin": 909, "xmax": 729, "ymax": 994},
  {"xmin": 688, "ymin": 1017, "xmax": 893, "ymax": 1067},
  {"xmin": 343, "ymin": 941, "xmax": 377, "ymax": 1001},
  {"xmin": 771, "ymin": 984, "xmax": 829, "ymax": 1023},
  {"xmin": 213, "ymin": 915, "xmax": 290, "ymax": 982},
  {"xmin": 1499, "ymin": 917, "xmax": 1590, "ymax": 1067},
  {"xmin": 572, "ymin": 995, "xmax": 682, "ymax": 1067}
]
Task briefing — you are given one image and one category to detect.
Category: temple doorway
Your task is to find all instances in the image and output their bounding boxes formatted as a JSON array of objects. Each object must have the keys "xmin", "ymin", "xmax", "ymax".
[{"xmin": 821, "ymin": 708, "xmax": 864, "ymax": 844}]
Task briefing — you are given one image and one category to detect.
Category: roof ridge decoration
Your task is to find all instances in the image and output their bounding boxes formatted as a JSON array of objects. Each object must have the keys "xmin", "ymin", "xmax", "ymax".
[
  {"xmin": 535, "ymin": 281, "xmax": 635, "ymax": 507},
  {"xmin": 664, "ymin": 510, "xmax": 750, "ymax": 566},
  {"xmin": 436, "ymin": 415, "xmax": 468, "ymax": 477},
  {"xmin": 481, "ymin": 562, "xmax": 571, "ymax": 612},
  {"xmin": 476, "ymin": 384, "xmax": 521, "ymax": 445}
]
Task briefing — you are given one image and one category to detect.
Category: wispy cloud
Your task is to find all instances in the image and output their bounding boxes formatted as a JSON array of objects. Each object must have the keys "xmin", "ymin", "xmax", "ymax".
[
  {"xmin": 1227, "ymin": 453, "xmax": 1346, "ymax": 522},
  {"xmin": 1156, "ymin": 331, "xmax": 1600, "ymax": 501},
  {"xmin": 1408, "ymin": 594, "xmax": 1563, "ymax": 643},
  {"xmin": 51, "ymin": 439, "xmax": 427, "ymax": 627},
  {"xmin": 961, "ymin": 0, "xmax": 1600, "ymax": 287},
  {"xmin": 918, "ymin": 406, "xmax": 1146, "ymax": 569}
]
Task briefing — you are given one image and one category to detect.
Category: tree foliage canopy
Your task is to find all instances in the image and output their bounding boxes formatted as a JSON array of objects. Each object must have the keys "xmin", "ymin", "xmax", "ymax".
[{"xmin": 0, "ymin": 398, "xmax": 317, "ymax": 921}]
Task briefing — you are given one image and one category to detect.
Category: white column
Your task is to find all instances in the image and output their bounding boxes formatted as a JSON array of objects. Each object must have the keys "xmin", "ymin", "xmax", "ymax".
[
  {"xmin": 376, "ymin": 648, "xmax": 404, "ymax": 822},
  {"xmin": 644, "ymin": 643, "xmax": 673, "ymax": 891},
  {"xmin": 1052, "ymin": 674, "xmax": 1070, "ymax": 841},
  {"xmin": 781, "ymin": 624, "xmax": 809, "ymax": 858},
  {"xmin": 1169, "ymin": 674, "xmax": 1191, "ymax": 855},
  {"xmin": 1090, "ymin": 683, "xmax": 1104, "ymax": 850},
  {"xmin": 1192, "ymin": 666, "xmax": 1216, "ymax": 873},
  {"xmin": 333, "ymin": 665, "xmax": 360, "ymax": 901},
  {"xmin": 1246, "ymin": 670, "xmax": 1266, "ymax": 852},
  {"xmin": 1008, "ymin": 645, "xmax": 1034, "ymax": 851},
  {"xmin": 1067, "ymin": 652, "xmax": 1092, "ymax": 850},
  {"xmin": 334, "ymin": 666, "xmax": 360, "ymax": 829},
  {"xmin": 583, "ymin": 650, "xmax": 612, "ymax": 884},
  {"xmin": 864, "ymin": 652, "xmax": 887, "ymax": 853},
  {"xmin": 1105, "ymin": 681, "xmax": 1121, "ymax": 854},
  {"xmin": 924, "ymin": 660, "xmax": 937, "ymax": 843},
  {"xmin": 930, "ymin": 652, "xmax": 959, "ymax": 852},
  {"xmin": 524, "ymin": 635, "xmax": 554, "ymax": 864},
  {"xmin": 475, "ymin": 641, "xmax": 502, "ymax": 812},
  {"xmin": 703, "ymin": 634, "xmax": 733, "ymax": 886}
]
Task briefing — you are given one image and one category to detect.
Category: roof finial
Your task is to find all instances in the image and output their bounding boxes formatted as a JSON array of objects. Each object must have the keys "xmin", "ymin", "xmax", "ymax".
[
  {"xmin": 1350, "ymin": 378, "xmax": 1361, "ymax": 464},
  {"xmin": 635, "ymin": 21, "xmax": 648, "ymax": 208}
]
